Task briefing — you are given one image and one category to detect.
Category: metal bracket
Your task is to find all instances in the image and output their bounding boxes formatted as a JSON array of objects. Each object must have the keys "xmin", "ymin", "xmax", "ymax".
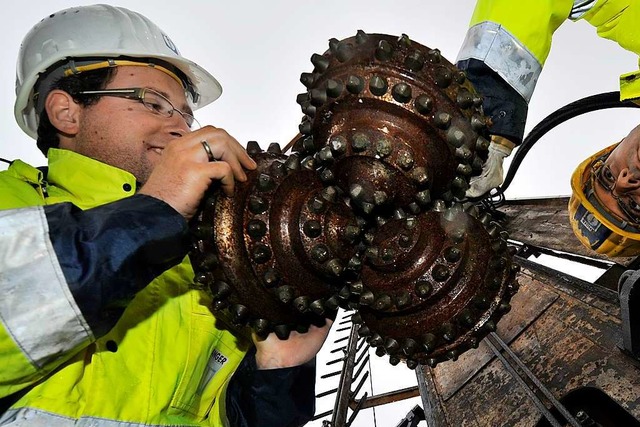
[
  {"xmin": 394, "ymin": 405, "xmax": 426, "ymax": 427},
  {"xmin": 619, "ymin": 269, "xmax": 640, "ymax": 360}
]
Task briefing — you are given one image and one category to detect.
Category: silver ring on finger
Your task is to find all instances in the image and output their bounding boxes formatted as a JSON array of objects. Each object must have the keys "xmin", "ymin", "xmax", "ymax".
[{"xmin": 201, "ymin": 140, "xmax": 216, "ymax": 162}]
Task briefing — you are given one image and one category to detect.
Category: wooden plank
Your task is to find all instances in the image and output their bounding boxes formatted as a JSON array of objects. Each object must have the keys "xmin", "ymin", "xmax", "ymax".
[
  {"xmin": 436, "ymin": 264, "xmax": 640, "ymax": 426},
  {"xmin": 498, "ymin": 197, "xmax": 637, "ymax": 266},
  {"xmin": 432, "ymin": 277, "xmax": 558, "ymax": 400}
]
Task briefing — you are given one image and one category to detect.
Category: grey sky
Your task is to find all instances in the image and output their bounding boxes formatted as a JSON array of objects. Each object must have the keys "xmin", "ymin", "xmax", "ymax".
[{"xmin": 3, "ymin": 0, "xmax": 639, "ymax": 199}]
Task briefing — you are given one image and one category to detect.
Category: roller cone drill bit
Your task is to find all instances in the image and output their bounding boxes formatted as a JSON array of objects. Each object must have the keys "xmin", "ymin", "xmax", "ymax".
[{"xmin": 189, "ymin": 31, "xmax": 519, "ymax": 367}]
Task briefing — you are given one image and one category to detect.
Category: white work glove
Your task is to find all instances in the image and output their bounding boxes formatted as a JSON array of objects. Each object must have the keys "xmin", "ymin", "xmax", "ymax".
[{"xmin": 466, "ymin": 136, "xmax": 515, "ymax": 198}]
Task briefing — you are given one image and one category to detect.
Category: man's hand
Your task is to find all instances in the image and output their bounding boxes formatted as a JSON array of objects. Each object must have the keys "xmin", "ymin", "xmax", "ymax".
[
  {"xmin": 253, "ymin": 320, "xmax": 333, "ymax": 369},
  {"xmin": 140, "ymin": 126, "xmax": 257, "ymax": 220}
]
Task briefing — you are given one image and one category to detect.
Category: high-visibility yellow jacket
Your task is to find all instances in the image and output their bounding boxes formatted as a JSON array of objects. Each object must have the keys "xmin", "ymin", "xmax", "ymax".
[
  {"xmin": 0, "ymin": 148, "xmax": 312, "ymax": 426},
  {"xmin": 457, "ymin": 0, "xmax": 640, "ymax": 142}
]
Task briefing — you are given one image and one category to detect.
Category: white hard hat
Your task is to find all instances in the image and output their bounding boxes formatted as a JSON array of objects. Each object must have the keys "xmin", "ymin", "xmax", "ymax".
[{"xmin": 15, "ymin": 4, "xmax": 222, "ymax": 139}]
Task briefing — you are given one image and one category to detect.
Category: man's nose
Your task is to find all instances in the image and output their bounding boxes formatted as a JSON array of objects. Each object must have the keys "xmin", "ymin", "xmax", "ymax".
[
  {"xmin": 165, "ymin": 114, "xmax": 190, "ymax": 137},
  {"xmin": 615, "ymin": 168, "xmax": 640, "ymax": 193}
]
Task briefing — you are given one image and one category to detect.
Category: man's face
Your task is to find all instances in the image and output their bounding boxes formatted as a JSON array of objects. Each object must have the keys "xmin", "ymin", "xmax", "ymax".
[
  {"xmin": 67, "ymin": 66, "xmax": 193, "ymax": 183},
  {"xmin": 593, "ymin": 123, "xmax": 640, "ymax": 223}
]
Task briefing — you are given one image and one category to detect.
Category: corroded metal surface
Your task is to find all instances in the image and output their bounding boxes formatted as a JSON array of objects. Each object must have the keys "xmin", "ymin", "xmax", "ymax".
[
  {"xmin": 190, "ymin": 31, "xmax": 518, "ymax": 367},
  {"xmin": 295, "ymin": 31, "xmax": 490, "ymax": 207},
  {"xmin": 191, "ymin": 146, "xmax": 360, "ymax": 339},
  {"xmin": 355, "ymin": 210, "xmax": 518, "ymax": 368}
]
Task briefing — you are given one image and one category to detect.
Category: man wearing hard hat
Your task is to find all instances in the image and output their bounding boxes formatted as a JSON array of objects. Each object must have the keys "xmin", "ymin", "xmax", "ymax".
[
  {"xmin": 458, "ymin": 0, "xmax": 640, "ymax": 257},
  {"xmin": 0, "ymin": 5, "xmax": 326, "ymax": 426}
]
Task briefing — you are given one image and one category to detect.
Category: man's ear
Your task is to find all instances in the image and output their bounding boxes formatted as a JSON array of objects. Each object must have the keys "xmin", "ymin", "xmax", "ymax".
[{"xmin": 45, "ymin": 90, "xmax": 81, "ymax": 136}]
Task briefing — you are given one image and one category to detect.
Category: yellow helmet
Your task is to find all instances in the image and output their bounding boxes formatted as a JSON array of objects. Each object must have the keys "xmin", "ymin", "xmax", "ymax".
[{"xmin": 569, "ymin": 143, "xmax": 640, "ymax": 257}]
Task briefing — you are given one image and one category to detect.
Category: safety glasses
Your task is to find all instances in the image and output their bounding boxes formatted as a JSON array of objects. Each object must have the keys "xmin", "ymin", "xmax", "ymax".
[{"xmin": 76, "ymin": 87, "xmax": 199, "ymax": 129}]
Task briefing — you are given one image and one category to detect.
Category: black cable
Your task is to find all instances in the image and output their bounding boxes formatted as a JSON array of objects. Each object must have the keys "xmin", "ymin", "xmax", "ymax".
[{"xmin": 495, "ymin": 91, "xmax": 640, "ymax": 197}]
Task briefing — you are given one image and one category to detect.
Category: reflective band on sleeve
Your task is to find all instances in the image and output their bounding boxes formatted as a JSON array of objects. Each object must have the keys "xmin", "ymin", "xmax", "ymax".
[
  {"xmin": 0, "ymin": 207, "xmax": 93, "ymax": 369},
  {"xmin": 569, "ymin": 0, "xmax": 597, "ymax": 20},
  {"xmin": 0, "ymin": 407, "xmax": 163, "ymax": 426},
  {"xmin": 457, "ymin": 21, "xmax": 542, "ymax": 103}
]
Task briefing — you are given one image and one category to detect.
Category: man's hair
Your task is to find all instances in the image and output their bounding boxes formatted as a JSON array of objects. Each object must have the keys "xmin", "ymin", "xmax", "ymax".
[{"xmin": 36, "ymin": 67, "xmax": 116, "ymax": 156}]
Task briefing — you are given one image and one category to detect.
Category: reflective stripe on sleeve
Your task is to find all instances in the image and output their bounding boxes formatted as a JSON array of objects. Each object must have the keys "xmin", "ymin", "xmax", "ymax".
[
  {"xmin": 569, "ymin": 0, "xmax": 598, "ymax": 20},
  {"xmin": 0, "ymin": 407, "xmax": 159, "ymax": 426},
  {"xmin": 0, "ymin": 207, "xmax": 93, "ymax": 369},
  {"xmin": 457, "ymin": 21, "xmax": 542, "ymax": 103}
]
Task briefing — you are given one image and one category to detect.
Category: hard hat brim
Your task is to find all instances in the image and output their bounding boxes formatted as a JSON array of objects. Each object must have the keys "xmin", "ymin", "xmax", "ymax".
[{"xmin": 14, "ymin": 51, "xmax": 222, "ymax": 140}]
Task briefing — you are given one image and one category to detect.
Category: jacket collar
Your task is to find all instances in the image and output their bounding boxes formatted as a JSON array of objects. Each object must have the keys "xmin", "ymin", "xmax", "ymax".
[{"xmin": 46, "ymin": 148, "xmax": 139, "ymax": 209}]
